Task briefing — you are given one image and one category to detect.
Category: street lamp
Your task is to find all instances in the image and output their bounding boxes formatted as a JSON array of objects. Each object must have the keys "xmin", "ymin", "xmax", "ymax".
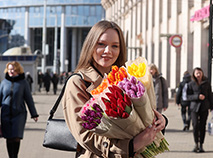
[
  {"xmin": 53, "ymin": 11, "xmax": 58, "ymax": 74},
  {"xmin": 41, "ymin": 0, "xmax": 47, "ymax": 73}
]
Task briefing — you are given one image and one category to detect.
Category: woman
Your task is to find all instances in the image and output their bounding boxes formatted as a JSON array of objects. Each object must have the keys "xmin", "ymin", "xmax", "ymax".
[
  {"xmin": 148, "ymin": 63, "xmax": 168, "ymax": 113},
  {"xmin": 51, "ymin": 73, "xmax": 59, "ymax": 95},
  {"xmin": 0, "ymin": 61, "xmax": 39, "ymax": 158},
  {"xmin": 43, "ymin": 70, "xmax": 51, "ymax": 94},
  {"xmin": 62, "ymin": 20, "xmax": 166, "ymax": 158},
  {"xmin": 176, "ymin": 71, "xmax": 191, "ymax": 131},
  {"xmin": 187, "ymin": 67, "xmax": 213, "ymax": 153}
]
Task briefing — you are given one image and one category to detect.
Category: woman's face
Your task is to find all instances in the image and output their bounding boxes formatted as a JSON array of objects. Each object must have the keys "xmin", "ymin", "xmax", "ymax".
[
  {"xmin": 8, "ymin": 64, "xmax": 18, "ymax": 77},
  {"xmin": 93, "ymin": 28, "xmax": 120, "ymax": 71},
  {"xmin": 149, "ymin": 68, "xmax": 156, "ymax": 76},
  {"xmin": 194, "ymin": 69, "xmax": 203, "ymax": 82}
]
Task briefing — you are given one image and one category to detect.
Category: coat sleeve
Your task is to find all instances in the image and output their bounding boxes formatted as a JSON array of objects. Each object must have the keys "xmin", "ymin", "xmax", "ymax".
[
  {"xmin": 23, "ymin": 80, "xmax": 39, "ymax": 118},
  {"xmin": 187, "ymin": 82, "xmax": 199, "ymax": 101},
  {"xmin": 62, "ymin": 75, "xmax": 131, "ymax": 157},
  {"xmin": 0, "ymin": 82, "xmax": 2, "ymax": 107},
  {"xmin": 176, "ymin": 83, "xmax": 182, "ymax": 105},
  {"xmin": 155, "ymin": 80, "xmax": 161, "ymax": 108},
  {"xmin": 162, "ymin": 78, "xmax": 168, "ymax": 108},
  {"xmin": 207, "ymin": 82, "xmax": 213, "ymax": 110}
]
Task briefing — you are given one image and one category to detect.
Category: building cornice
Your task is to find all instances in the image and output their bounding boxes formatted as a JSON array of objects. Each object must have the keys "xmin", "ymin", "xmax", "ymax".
[{"xmin": 0, "ymin": 3, "xmax": 101, "ymax": 9}]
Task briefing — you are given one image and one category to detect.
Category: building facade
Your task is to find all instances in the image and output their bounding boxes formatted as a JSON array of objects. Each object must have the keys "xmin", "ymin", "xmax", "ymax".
[
  {"xmin": 101, "ymin": 0, "xmax": 211, "ymax": 97},
  {"xmin": 0, "ymin": 0, "xmax": 105, "ymax": 73}
]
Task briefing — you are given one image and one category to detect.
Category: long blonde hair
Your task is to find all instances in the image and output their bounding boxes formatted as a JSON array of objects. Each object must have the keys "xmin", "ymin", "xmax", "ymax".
[
  {"xmin": 75, "ymin": 20, "xmax": 127, "ymax": 72},
  {"xmin": 4, "ymin": 61, "xmax": 24, "ymax": 74}
]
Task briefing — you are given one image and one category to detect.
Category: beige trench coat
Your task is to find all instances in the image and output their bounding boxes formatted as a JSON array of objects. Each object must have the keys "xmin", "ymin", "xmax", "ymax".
[{"xmin": 62, "ymin": 66, "xmax": 131, "ymax": 158}]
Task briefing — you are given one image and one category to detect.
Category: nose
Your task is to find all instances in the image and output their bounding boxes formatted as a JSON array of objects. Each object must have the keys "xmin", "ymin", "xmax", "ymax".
[{"xmin": 104, "ymin": 46, "xmax": 111, "ymax": 53}]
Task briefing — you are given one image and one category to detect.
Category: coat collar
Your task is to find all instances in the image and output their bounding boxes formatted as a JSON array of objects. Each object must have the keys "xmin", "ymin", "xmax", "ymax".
[
  {"xmin": 78, "ymin": 66, "xmax": 104, "ymax": 93},
  {"xmin": 5, "ymin": 73, "xmax": 25, "ymax": 82}
]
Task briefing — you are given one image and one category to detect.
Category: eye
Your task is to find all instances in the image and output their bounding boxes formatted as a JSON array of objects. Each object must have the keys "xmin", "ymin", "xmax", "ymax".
[
  {"xmin": 112, "ymin": 45, "xmax": 119, "ymax": 48},
  {"xmin": 97, "ymin": 42, "xmax": 105, "ymax": 47}
]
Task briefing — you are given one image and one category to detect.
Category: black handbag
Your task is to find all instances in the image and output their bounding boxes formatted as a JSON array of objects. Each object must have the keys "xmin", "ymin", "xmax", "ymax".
[{"xmin": 43, "ymin": 73, "xmax": 82, "ymax": 152}]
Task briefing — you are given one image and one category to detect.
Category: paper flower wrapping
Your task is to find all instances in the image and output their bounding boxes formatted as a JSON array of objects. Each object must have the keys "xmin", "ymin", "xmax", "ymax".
[{"xmin": 79, "ymin": 57, "xmax": 169, "ymax": 158}]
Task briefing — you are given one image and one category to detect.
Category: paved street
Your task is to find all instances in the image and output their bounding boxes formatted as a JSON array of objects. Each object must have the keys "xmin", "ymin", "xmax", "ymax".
[{"xmin": 0, "ymin": 85, "xmax": 213, "ymax": 158}]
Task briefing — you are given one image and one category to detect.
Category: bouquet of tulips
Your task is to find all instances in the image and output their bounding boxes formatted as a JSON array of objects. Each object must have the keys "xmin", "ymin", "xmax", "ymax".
[
  {"xmin": 80, "ymin": 97, "xmax": 132, "ymax": 139},
  {"xmin": 125, "ymin": 57, "xmax": 169, "ymax": 156},
  {"xmin": 79, "ymin": 57, "xmax": 169, "ymax": 158},
  {"xmin": 80, "ymin": 84, "xmax": 145, "ymax": 139}
]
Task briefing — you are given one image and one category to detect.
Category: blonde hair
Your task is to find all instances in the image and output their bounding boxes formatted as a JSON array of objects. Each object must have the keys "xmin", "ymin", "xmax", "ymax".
[
  {"xmin": 148, "ymin": 63, "xmax": 159, "ymax": 75},
  {"xmin": 4, "ymin": 61, "xmax": 24, "ymax": 74},
  {"xmin": 75, "ymin": 20, "xmax": 127, "ymax": 72}
]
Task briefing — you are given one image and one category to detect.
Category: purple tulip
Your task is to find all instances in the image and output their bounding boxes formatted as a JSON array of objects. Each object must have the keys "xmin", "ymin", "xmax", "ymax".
[
  {"xmin": 131, "ymin": 84, "xmax": 137, "ymax": 92},
  {"xmin": 130, "ymin": 76, "xmax": 137, "ymax": 84},
  {"xmin": 117, "ymin": 81, "xmax": 124, "ymax": 90},
  {"xmin": 81, "ymin": 102, "xmax": 104, "ymax": 130},
  {"xmin": 81, "ymin": 116, "xmax": 88, "ymax": 121},
  {"xmin": 96, "ymin": 112, "xmax": 103, "ymax": 118}
]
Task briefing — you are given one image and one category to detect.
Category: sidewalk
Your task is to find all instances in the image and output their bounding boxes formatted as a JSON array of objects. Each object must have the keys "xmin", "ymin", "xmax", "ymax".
[{"xmin": 0, "ymin": 86, "xmax": 213, "ymax": 158}]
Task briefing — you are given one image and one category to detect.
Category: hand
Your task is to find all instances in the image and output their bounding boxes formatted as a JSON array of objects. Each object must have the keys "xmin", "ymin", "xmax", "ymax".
[
  {"xmin": 133, "ymin": 123, "xmax": 157, "ymax": 152},
  {"xmin": 153, "ymin": 109, "xmax": 166, "ymax": 133},
  {"xmin": 163, "ymin": 107, "xmax": 167, "ymax": 111},
  {"xmin": 33, "ymin": 117, "xmax": 38, "ymax": 122},
  {"xmin": 199, "ymin": 94, "xmax": 205, "ymax": 100}
]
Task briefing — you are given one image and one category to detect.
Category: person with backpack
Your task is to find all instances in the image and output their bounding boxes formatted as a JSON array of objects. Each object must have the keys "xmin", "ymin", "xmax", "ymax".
[
  {"xmin": 176, "ymin": 71, "xmax": 191, "ymax": 131},
  {"xmin": 148, "ymin": 63, "xmax": 169, "ymax": 114}
]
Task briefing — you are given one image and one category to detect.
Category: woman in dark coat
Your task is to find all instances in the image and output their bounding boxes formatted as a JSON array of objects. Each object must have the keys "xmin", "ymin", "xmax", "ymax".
[
  {"xmin": 187, "ymin": 67, "xmax": 213, "ymax": 153},
  {"xmin": 176, "ymin": 71, "xmax": 191, "ymax": 131},
  {"xmin": 0, "ymin": 61, "xmax": 39, "ymax": 158},
  {"xmin": 43, "ymin": 71, "xmax": 51, "ymax": 94},
  {"xmin": 148, "ymin": 63, "xmax": 169, "ymax": 113},
  {"xmin": 51, "ymin": 73, "xmax": 59, "ymax": 95}
]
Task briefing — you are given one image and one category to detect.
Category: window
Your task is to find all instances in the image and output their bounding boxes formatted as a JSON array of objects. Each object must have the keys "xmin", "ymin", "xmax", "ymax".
[{"xmin": 90, "ymin": 6, "xmax": 96, "ymax": 16}]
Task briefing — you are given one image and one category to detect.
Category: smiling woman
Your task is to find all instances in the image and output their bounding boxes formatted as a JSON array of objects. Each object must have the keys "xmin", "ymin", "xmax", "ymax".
[
  {"xmin": 62, "ymin": 20, "xmax": 167, "ymax": 158},
  {"xmin": 0, "ymin": 61, "xmax": 39, "ymax": 158}
]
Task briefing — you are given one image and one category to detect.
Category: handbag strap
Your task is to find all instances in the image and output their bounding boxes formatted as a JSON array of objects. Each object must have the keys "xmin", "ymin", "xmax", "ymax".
[{"xmin": 49, "ymin": 73, "xmax": 82, "ymax": 119}]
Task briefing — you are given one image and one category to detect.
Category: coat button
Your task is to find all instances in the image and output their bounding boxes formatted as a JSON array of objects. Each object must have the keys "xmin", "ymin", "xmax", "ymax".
[{"xmin": 103, "ymin": 142, "xmax": 108, "ymax": 148}]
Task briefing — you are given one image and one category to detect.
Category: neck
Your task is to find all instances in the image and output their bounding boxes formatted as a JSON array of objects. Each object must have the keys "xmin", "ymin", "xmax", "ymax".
[{"xmin": 92, "ymin": 63, "xmax": 111, "ymax": 76}]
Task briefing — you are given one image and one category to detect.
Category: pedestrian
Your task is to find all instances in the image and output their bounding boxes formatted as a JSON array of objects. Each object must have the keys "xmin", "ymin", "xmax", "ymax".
[
  {"xmin": 38, "ymin": 71, "xmax": 44, "ymax": 92},
  {"xmin": 187, "ymin": 67, "xmax": 213, "ymax": 153},
  {"xmin": 26, "ymin": 71, "xmax": 33, "ymax": 92},
  {"xmin": 51, "ymin": 73, "xmax": 59, "ymax": 95},
  {"xmin": 43, "ymin": 70, "xmax": 51, "ymax": 94},
  {"xmin": 0, "ymin": 61, "xmax": 39, "ymax": 158},
  {"xmin": 176, "ymin": 71, "xmax": 192, "ymax": 131},
  {"xmin": 148, "ymin": 63, "xmax": 169, "ymax": 113},
  {"xmin": 62, "ymin": 20, "xmax": 167, "ymax": 157}
]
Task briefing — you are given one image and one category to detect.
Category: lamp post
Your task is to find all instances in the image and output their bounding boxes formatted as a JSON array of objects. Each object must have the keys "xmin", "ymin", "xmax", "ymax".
[
  {"xmin": 53, "ymin": 12, "xmax": 58, "ymax": 74},
  {"xmin": 208, "ymin": 0, "xmax": 213, "ymax": 84},
  {"xmin": 41, "ymin": 0, "xmax": 47, "ymax": 73}
]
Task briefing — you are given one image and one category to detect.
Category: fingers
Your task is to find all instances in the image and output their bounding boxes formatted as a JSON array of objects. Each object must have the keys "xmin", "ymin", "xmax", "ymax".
[
  {"xmin": 153, "ymin": 109, "xmax": 161, "ymax": 118},
  {"xmin": 153, "ymin": 109, "xmax": 166, "ymax": 132},
  {"xmin": 33, "ymin": 117, "xmax": 38, "ymax": 122}
]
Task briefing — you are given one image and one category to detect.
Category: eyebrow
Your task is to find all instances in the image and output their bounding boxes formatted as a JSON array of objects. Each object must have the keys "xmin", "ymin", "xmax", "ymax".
[{"xmin": 98, "ymin": 40, "xmax": 120, "ymax": 44}]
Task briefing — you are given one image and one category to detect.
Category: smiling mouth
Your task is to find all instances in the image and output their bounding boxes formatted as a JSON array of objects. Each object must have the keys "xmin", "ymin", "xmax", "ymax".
[{"xmin": 102, "ymin": 55, "xmax": 112, "ymax": 59}]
